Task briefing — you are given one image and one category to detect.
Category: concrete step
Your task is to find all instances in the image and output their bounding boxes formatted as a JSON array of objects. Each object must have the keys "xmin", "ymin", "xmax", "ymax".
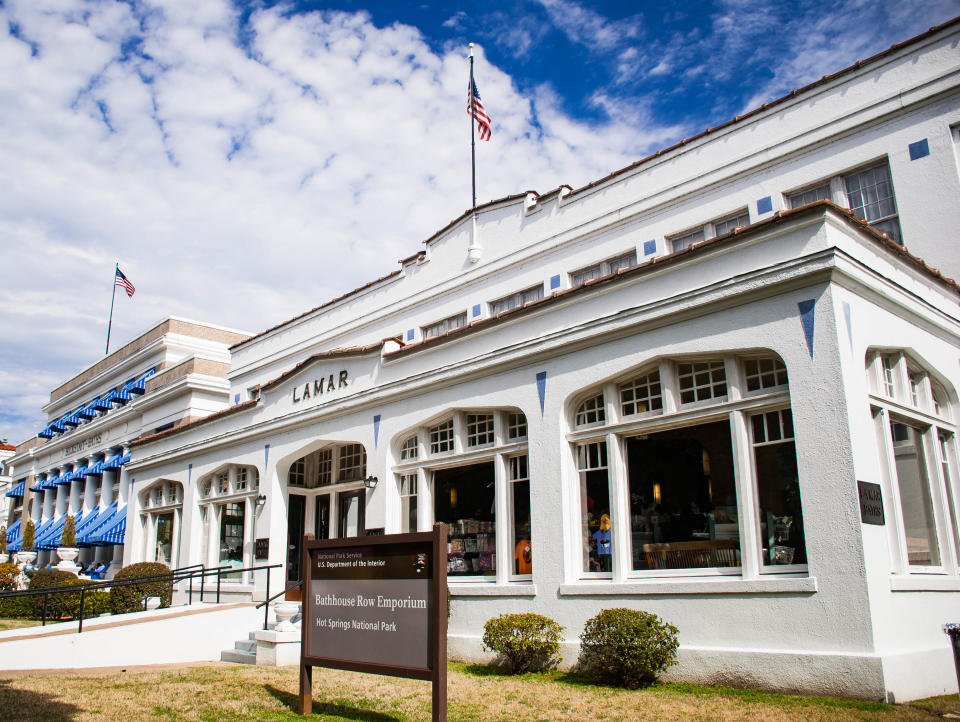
[
  {"xmin": 234, "ymin": 639, "xmax": 256, "ymax": 653},
  {"xmin": 220, "ymin": 647, "xmax": 256, "ymax": 664}
]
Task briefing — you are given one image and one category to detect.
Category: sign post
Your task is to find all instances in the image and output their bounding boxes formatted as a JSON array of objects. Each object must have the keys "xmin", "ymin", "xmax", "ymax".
[{"xmin": 298, "ymin": 524, "xmax": 448, "ymax": 720}]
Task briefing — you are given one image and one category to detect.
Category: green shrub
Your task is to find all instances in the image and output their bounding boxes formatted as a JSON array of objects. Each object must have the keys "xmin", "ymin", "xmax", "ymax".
[
  {"xmin": 109, "ymin": 562, "xmax": 172, "ymax": 614},
  {"xmin": 78, "ymin": 590, "xmax": 111, "ymax": 618},
  {"xmin": 0, "ymin": 562, "xmax": 22, "ymax": 591},
  {"xmin": 21, "ymin": 520, "xmax": 34, "ymax": 551},
  {"xmin": 0, "ymin": 595, "xmax": 32, "ymax": 619},
  {"xmin": 60, "ymin": 516, "xmax": 76, "ymax": 547},
  {"xmin": 482, "ymin": 613, "xmax": 565, "ymax": 674},
  {"xmin": 577, "ymin": 608, "xmax": 679, "ymax": 689},
  {"xmin": 28, "ymin": 569, "xmax": 85, "ymax": 620}
]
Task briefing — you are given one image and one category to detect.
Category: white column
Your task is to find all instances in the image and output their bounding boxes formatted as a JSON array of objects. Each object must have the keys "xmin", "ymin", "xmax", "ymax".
[
  {"xmin": 101, "ymin": 469, "xmax": 116, "ymax": 507},
  {"xmin": 493, "ymin": 452, "xmax": 509, "ymax": 584},
  {"xmin": 607, "ymin": 432, "xmax": 631, "ymax": 582}
]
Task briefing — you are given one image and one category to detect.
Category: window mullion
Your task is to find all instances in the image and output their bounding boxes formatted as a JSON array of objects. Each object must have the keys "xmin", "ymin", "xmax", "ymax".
[
  {"xmin": 660, "ymin": 360, "xmax": 679, "ymax": 414},
  {"xmin": 730, "ymin": 411, "xmax": 760, "ymax": 579},
  {"xmin": 876, "ymin": 408, "xmax": 909, "ymax": 573},
  {"xmin": 606, "ymin": 432, "xmax": 630, "ymax": 583},
  {"xmin": 493, "ymin": 453, "xmax": 510, "ymax": 585},
  {"xmin": 922, "ymin": 427, "xmax": 955, "ymax": 571}
]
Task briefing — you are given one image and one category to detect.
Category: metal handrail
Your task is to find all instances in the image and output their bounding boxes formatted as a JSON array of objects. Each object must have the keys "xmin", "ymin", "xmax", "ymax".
[
  {"xmin": 255, "ymin": 579, "xmax": 303, "ymax": 630},
  {"xmin": 0, "ymin": 562, "xmax": 281, "ymax": 633}
]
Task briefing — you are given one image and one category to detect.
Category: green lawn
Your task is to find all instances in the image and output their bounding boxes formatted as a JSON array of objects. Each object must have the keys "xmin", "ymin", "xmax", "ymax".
[{"xmin": 0, "ymin": 662, "xmax": 956, "ymax": 721}]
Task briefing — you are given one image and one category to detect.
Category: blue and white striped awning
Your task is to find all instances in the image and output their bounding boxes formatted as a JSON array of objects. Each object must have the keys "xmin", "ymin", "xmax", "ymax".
[
  {"xmin": 102, "ymin": 453, "xmax": 130, "ymax": 469},
  {"xmin": 78, "ymin": 402, "xmax": 98, "ymax": 420},
  {"xmin": 42, "ymin": 475, "xmax": 60, "ymax": 489},
  {"xmin": 123, "ymin": 369, "xmax": 155, "ymax": 396},
  {"xmin": 87, "ymin": 505, "xmax": 126, "ymax": 546},
  {"xmin": 35, "ymin": 515, "xmax": 66, "ymax": 550},
  {"xmin": 78, "ymin": 502, "xmax": 117, "ymax": 546},
  {"xmin": 93, "ymin": 391, "xmax": 116, "ymax": 411},
  {"xmin": 29, "ymin": 477, "xmax": 45, "ymax": 492},
  {"xmin": 31, "ymin": 517, "xmax": 54, "ymax": 546},
  {"xmin": 5, "ymin": 520, "xmax": 22, "ymax": 552},
  {"xmin": 86, "ymin": 459, "xmax": 105, "ymax": 476},
  {"xmin": 74, "ymin": 505, "xmax": 103, "ymax": 541},
  {"xmin": 95, "ymin": 514, "xmax": 126, "ymax": 546},
  {"xmin": 62, "ymin": 412, "xmax": 81, "ymax": 427},
  {"xmin": 37, "ymin": 510, "xmax": 84, "ymax": 550},
  {"xmin": 37, "ymin": 426, "xmax": 55, "ymax": 439},
  {"xmin": 5, "ymin": 481, "xmax": 25, "ymax": 498}
]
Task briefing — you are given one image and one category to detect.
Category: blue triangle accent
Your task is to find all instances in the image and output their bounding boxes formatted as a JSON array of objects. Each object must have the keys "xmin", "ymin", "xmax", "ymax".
[
  {"xmin": 188, "ymin": 463, "xmax": 192, "ymax": 484},
  {"xmin": 842, "ymin": 301, "xmax": 853, "ymax": 352},
  {"xmin": 264, "ymin": 444, "xmax": 270, "ymax": 469},
  {"xmin": 373, "ymin": 415, "xmax": 381, "ymax": 448},
  {"xmin": 798, "ymin": 299, "xmax": 816, "ymax": 357},
  {"xmin": 536, "ymin": 371, "xmax": 547, "ymax": 416}
]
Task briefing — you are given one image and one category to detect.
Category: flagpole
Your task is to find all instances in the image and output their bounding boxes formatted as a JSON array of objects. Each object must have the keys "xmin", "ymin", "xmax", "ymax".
[
  {"xmin": 105, "ymin": 262, "xmax": 118, "ymax": 356},
  {"xmin": 469, "ymin": 43, "xmax": 477, "ymax": 210}
]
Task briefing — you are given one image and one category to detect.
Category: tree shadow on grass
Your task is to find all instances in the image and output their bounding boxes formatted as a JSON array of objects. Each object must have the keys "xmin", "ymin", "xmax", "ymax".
[
  {"xmin": 0, "ymin": 678, "xmax": 84, "ymax": 722},
  {"xmin": 263, "ymin": 683, "xmax": 401, "ymax": 721}
]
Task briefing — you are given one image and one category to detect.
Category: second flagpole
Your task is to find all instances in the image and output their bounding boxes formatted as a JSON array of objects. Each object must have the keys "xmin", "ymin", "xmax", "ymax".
[{"xmin": 105, "ymin": 262, "xmax": 118, "ymax": 356}]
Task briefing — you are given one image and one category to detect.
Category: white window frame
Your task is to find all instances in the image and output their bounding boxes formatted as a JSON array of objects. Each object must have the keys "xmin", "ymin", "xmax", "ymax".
[
  {"xmin": 567, "ymin": 352, "xmax": 806, "ymax": 583},
  {"xmin": 784, "ymin": 159, "xmax": 901, "ymax": 242},
  {"xmin": 422, "ymin": 311, "xmax": 468, "ymax": 340},
  {"xmin": 668, "ymin": 209, "xmax": 750, "ymax": 253},
  {"xmin": 489, "ymin": 284, "xmax": 544, "ymax": 315},
  {"xmin": 391, "ymin": 409, "xmax": 530, "ymax": 584},
  {"xmin": 570, "ymin": 249, "xmax": 637, "ymax": 286},
  {"xmin": 867, "ymin": 349, "xmax": 959, "ymax": 577}
]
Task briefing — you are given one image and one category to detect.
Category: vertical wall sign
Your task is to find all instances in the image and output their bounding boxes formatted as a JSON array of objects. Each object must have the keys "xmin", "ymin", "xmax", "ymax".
[
  {"xmin": 536, "ymin": 371, "xmax": 547, "ymax": 417},
  {"xmin": 299, "ymin": 524, "xmax": 448, "ymax": 720}
]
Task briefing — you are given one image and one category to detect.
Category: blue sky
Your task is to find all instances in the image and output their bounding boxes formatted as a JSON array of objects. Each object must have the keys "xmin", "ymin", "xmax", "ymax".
[{"xmin": 0, "ymin": 0, "xmax": 957, "ymax": 447}]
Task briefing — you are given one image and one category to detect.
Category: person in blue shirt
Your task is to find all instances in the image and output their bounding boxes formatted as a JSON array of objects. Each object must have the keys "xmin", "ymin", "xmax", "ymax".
[{"xmin": 592, "ymin": 513, "xmax": 612, "ymax": 572}]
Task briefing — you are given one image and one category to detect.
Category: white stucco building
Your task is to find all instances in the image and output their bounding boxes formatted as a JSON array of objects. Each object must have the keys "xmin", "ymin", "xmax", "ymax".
[
  {"xmin": 4, "ymin": 319, "xmax": 248, "ymax": 571},
  {"xmin": 11, "ymin": 18, "xmax": 960, "ymax": 701}
]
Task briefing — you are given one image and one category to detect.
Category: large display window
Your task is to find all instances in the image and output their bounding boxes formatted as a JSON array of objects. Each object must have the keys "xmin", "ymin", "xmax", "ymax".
[
  {"xmin": 570, "ymin": 351, "xmax": 809, "ymax": 581},
  {"xmin": 391, "ymin": 409, "xmax": 531, "ymax": 582}
]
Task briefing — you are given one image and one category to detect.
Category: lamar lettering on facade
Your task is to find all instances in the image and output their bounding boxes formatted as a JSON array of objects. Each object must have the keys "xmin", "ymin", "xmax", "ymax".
[{"xmin": 293, "ymin": 370, "xmax": 348, "ymax": 404}]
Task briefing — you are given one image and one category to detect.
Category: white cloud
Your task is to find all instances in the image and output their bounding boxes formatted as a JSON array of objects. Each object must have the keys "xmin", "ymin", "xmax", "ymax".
[{"xmin": 0, "ymin": 0, "xmax": 661, "ymax": 445}]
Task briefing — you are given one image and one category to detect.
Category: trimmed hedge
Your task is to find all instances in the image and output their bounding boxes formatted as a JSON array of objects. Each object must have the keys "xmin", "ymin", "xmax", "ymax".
[
  {"xmin": 482, "ymin": 613, "xmax": 564, "ymax": 674},
  {"xmin": 28, "ymin": 569, "xmax": 85, "ymax": 620},
  {"xmin": 109, "ymin": 562, "xmax": 172, "ymax": 614},
  {"xmin": 577, "ymin": 608, "xmax": 679, "ymax": 689}
]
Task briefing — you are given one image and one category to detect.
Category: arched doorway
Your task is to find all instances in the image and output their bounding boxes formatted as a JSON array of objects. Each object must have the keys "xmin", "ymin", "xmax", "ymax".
[{"xmin": 284, "ymin": 441, "xmax": 369, "ymax": 596}]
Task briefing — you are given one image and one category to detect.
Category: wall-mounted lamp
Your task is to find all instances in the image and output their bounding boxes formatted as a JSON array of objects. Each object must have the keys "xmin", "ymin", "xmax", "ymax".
[
  {"xmin": 256, "ymin": 494, "xmax": 267, "ymax": 506},
  {"xmin": 364, "ymin": 476, "xmax": 379, "ymax": 490}
]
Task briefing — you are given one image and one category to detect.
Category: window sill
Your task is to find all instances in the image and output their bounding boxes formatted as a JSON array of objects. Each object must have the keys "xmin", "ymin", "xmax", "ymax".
[
  {"xmin": 890, "ymin": 575, "xmax": 960, "ymax": 592},
  {"xmin": 449, "ymin": 583, "xmax": 536, "ymax": 597},
  {"xmin": 559, "ymin": 576, "xmax": 817, "ymax": 596}
]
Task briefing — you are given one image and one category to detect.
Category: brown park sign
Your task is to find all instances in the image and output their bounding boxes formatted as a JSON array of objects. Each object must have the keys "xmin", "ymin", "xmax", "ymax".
[{"xmin": 299, "ymin": 524, "xmax": 448, "ymax": 720}]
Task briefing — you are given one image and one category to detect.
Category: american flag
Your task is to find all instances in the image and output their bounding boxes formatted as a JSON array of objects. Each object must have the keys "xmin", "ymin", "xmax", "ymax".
[
  {"xmin": 115, "ymin": 268, "xmax": 135, "ymax": 298},
  {"xmin": 468, "ymin": 79, "xmax": 492, "ymax": 141}
]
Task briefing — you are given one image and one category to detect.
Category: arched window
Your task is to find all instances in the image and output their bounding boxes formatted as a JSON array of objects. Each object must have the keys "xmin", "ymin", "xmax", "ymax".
[
  {"xmin": 393, "ymin": 409, "xmax": 531, "ymax": 582},
  {"xmin": 570, "ymin": 352, "xmax": 805, "ymax": 579},
  {"xmin": 197, "ymin": 465, "xmax": 259, "ymax": 577},
  {"xmin": 867, "ymin": 350, "xmax": 958, "ymax": 572},
  {"xmin": 139, "ymin": 480, "xmax": 183, "ymax": 567}
]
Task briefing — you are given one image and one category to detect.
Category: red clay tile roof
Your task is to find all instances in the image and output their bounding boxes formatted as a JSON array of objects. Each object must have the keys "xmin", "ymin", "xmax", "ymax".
[
  {"xmin": 382, "ymin": 201, "xmax": 959, "ymax": 359},
  {"xmin": 0, "ymin": 443, "xmax": 15, "ymax": 452},
  {"xmin": 230, "ymin": 16, "xmax": 959, "ymax": 352}
]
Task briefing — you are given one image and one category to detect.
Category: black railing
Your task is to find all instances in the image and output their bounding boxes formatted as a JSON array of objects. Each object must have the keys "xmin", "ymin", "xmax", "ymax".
[
  {"xmin": 0, "ymin": 562, "xmax": 281, "ymax": 634},
  {"xmin": 256, "ymin": 579, "xmax": 303, "ymax": 630}
]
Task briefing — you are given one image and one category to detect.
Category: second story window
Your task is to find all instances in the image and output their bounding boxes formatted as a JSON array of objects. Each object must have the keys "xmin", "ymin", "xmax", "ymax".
[
  {"xmin": 571, "ymin": 250, "xmax": 637, "ymax": 286},
  {"xmin": 490, "ymin": 285, "xmax": 544, "ymax": 315},
  {"xmin": 845, "ymin": 162, "xmax": 900, "ymax": 242},
  {"xmin": 422, "ymin": 312, "xmax": 468, "ymax": 340}
]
